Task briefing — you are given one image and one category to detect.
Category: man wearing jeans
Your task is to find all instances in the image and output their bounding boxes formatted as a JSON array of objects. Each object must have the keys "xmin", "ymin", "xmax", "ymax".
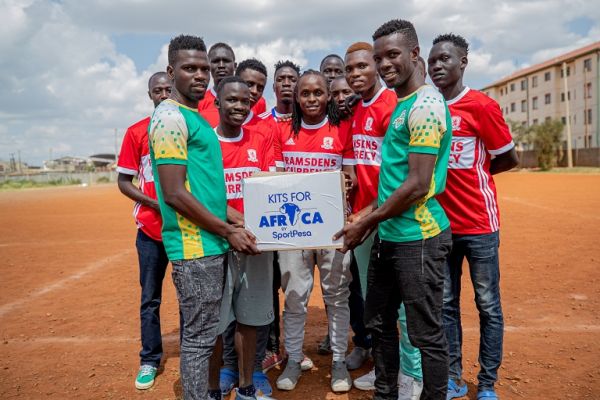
[
  {"xmin": 149, "ymin": 34, "xmax": 258, "ymax": 400},
  {"xmin": 335, "ymin": 19, "xmax": 453, "ymax": 400},
  {"xmin": 428, "ymin": 34, "xmax": 518, "ymax": 400},
  {"xmin": 117, "ymin": 72, "xmax": 171, "ymax": 390}
]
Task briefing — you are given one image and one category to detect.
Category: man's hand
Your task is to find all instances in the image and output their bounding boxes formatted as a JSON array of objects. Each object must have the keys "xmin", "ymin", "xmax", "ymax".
[
  {"xmin": 333, "ymin": 220, "xmax": 374, "ymax": 253},
  {"xmin": 227, "ymin": 206, "xmax": 245, "ymax": 227},
  {"xmin": 226, "ymin": 227, "xmax": 260, "ymax": 255}
]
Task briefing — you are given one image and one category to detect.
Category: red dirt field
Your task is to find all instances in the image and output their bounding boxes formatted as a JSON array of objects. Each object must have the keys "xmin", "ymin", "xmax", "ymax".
[{"xmin": 0, "ymin": 172, "xmax": 599, "ymax": 399}]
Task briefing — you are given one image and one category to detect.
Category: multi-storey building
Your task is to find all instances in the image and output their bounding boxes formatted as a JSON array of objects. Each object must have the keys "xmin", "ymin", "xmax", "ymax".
[{"xmin": 482, "ymin": 41, "xmax": 599, "ymax": 149}]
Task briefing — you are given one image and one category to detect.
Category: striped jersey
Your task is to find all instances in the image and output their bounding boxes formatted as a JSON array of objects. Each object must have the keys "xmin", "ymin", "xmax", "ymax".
[{"xmin": 437, "ymin": 87, "xmax": 515, "ymax": 234}]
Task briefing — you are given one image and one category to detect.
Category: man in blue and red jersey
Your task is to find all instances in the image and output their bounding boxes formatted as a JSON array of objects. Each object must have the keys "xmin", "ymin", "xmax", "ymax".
[
  {"xmin": 117, "ymin": 72, "xmax": 171, "ymax": 391},
  {"xmin": 428, "ymin": 33, "xmax": 518, "ymax": 400}
]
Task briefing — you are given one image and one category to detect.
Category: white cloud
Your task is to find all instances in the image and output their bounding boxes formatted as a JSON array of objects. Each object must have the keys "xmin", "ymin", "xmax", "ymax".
[{"xmin": 0, "ymin": 0, "xmax": 599, "ymax": 165}]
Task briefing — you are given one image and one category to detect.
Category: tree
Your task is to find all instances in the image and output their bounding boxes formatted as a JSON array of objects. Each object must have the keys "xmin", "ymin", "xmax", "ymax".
[
  {"xmin": 507, "ymin": 119, "xmax": 532, "ymax": 150},
  {"xmin": 531, "ymin": 119, "xmax": 563, "ymax": 170}
]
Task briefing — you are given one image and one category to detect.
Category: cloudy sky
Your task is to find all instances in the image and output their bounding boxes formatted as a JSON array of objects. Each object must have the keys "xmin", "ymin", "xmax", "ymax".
[{"xmin": 1, "ymin": 0, "xmax": 599, "ymax": 166}]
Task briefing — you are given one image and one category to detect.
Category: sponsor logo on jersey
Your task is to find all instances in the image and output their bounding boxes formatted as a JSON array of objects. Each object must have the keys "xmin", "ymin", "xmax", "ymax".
[
  {"xmin": 247, "ymin": 149, "xmax": 258, "ymax": 162},
  {"xmin": 364, "ymin": 117, "xmax": 374, "ymax": 132},
  {"xmin": 321, "ymin": 137, "xmax": 334, "ymax": 150},
  {"xmin": 451, "ymin": 116, "xmax": 462, "ymax": 131},
  {"xmin": 393, "ymin": 110, "xmax": 407, "ymax": 129}
]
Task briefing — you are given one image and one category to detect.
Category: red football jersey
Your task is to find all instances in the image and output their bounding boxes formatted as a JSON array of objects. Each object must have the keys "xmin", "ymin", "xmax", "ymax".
[
  {"xmin": 274, "ymin": 117, "xmax": 354, "ymax": 172},
  {"xmin": 437, "ymin": 87, "xmax": 515, "ymax": 234},
  {"xmin": 198, "ymin": 87, "xmax": 217, "ymax": 111},
  {"xmin": 218, "ymin": 126, "xmax": 276, "ymax": 213},
  {"xmin": 350, "ymin": 87, "xmax": 397, "ymax": 212},
  {"xmin": 116, "ymin": 117, "xmax": 163, "ymax": 241},
  {"xmin": 253, "ymin": 96, "xmax": 267, "ymax": 115}
]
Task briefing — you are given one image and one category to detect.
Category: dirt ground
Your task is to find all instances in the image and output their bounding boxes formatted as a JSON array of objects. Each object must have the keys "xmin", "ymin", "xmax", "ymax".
[{"xmin": 0, "ymin": 172, "xmax": 599, "ymax": 399}]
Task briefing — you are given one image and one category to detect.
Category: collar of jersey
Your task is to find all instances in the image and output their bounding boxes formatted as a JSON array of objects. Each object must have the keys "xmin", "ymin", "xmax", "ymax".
[
  {"xmin": 164, "ymin": 98, "xmax": 197, "ymax": 111},
  {"xmin": 214, "ymin": 127, "xmax": 244, "ymax": 142},
  {"xmin": 272, "ymin": 107, "xmax": 292, "ymax": 120},
  {"xmin": 446, "ymin": 86, "xmax": 470, "ymax": 106},
  {"xmin": 397, "ymin": 84, "xmax": 429, "ymax": 103},
  {"xmin": 301, "ymin": 116, "xmax": 328, "ymax": 130},
  {"xmin": 209, "ymin": 87, "xmax": 217, "ymax": 97},
  {"xmin": 243, "ymin": 111, "xmax": 254, "ymax": 125},
  {"xmin": 362, "ymin": 86, "xmax": 387, "ymax": 107}
]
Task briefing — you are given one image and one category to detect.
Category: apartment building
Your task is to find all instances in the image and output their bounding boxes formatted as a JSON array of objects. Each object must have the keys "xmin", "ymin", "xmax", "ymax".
[{"xmin": 482, "ymin": 41, "xmax": 600, "ymax": 149}]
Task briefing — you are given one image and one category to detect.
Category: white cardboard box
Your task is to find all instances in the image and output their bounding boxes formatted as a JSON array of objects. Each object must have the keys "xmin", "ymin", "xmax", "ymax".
[{"xmin": 243, "ymin": 171, "xmax": 346, "ymax": 251}]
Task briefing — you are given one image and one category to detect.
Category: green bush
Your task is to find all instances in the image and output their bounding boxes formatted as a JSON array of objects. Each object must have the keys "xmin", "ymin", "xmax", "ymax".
[
  {"xmin": 531, "ymin": 120, "xmax": 563, "ymax": 171},
  {"xmin": 96, "ymin": 176, "xmax": 110, "ymax": 183}
]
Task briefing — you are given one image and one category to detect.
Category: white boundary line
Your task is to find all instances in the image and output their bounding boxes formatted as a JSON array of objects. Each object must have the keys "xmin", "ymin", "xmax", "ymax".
[{"xmin": 0, "ymin": 249, "xmax": 133, "ymax": 318}]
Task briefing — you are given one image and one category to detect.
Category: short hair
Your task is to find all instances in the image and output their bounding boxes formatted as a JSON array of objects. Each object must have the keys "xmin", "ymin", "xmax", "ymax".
[
  {"xmin": 215, "ymin": 75, "xmax": 247, "ymax": 98},
  {"xmin": 168, "ymin": 35, "xmax": 207, "ymax": 65},
  {"xmin": 346, "ymin": 42, "xmax": 373, "ymax": 55},
  {"xmin": 274, "ymin": 60, "xmax": 301, "ymax": 76},
  {"xmin": 432, "ymin": 33, "xmax": 469, "ymax": 55},
  {"xmin": 319, "ymin": 54, "xmax": 343, "ymax": 69},
  {"xmin": 148, "ymin": 71, "xmax": 168, "ymax": 89},
  {"xmin": 235, "ymin": 58, "xmax": 267, "ymax": 78},
  {"xmin": 372, "ymin": 19, "xmax": 419, "ymax": 48},
  {"xmin": 208, "ymin": 42, "xmax": 235, "ymax": 60}
]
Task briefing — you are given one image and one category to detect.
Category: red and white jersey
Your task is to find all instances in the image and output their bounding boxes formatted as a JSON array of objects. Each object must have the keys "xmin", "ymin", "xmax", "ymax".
[
  {"xmin": 274, "ymin": 117, "xmax": 354, "ymax": 172},
  {"xmin": 437, "ymin": 87, "xmax": 515, "ymax": 234},
  {"xmin": 116, "ymin": 117, "xmax": 163, "ymax": 241},
  {"xmin": 218, "ymin": 126, "xmax": 276, "ymax": 213},
  {"xmin": 198, "ymin": 87, "xmax": 217, "ymax": 112},
  {"xmin": 253, "ymin": 97, "xmax": 267, "ymax": 115},
  {"xmin": 350, "ymin": 87, "xmax": 397, "ymax": 212}
]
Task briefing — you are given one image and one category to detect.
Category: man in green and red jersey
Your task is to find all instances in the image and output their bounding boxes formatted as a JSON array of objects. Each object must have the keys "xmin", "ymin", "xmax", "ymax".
[
  {"xmin": 148, "ymin": 34, "xmax": 258, "ymax": 400},
  {"xmin": 345, "ymin": 41, "xmax": 424, "ymax": 399},
  {"xmin": 428, "ymin": 33, "xmax": 518, "ymax": 400},
  {"xmin": 117, "ymin": 72, "xmax": 171, "ymax": 391},
  {"xmin": 335, "ymin": 19, "xmax": 453, "ymax": 400}
]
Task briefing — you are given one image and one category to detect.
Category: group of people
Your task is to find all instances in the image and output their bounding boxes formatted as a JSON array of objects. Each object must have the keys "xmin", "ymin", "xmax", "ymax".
[{"xmin": 117, "ymin": 17, "xmax": 518, "ymax": 400}]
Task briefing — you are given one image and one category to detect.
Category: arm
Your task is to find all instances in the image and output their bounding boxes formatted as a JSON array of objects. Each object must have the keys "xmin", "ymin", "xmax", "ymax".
[
  {"xmin": 117, "ymin": 173, "xmax": 160, "ymax": 211},
  {"xmin": 334, "ymin": 153, "xmax": 436, "ymax": 252},
  {"xmin": 490, "ymin": 148, "xmax": 519, "ymax": 175},
  {"xmin": 227, "ymin": 205, "xmax": 245, "ymax": 227},
  {"xmin": 158, "ymin": 164, "xmax": 259, "ymax": 254}
]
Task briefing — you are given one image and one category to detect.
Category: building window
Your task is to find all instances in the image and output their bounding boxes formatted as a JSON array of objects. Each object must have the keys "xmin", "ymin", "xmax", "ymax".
[
  {"xmin": 532, "ymin": 96, "xmax": 538, "ymax": 110},
  {"xmin": 585, "ymin": 82, "xmax": 592, "ymax": 98},
  {"xmin": 532, "ymin": 76, "xmax": 538, "ymax": 87},
  {"xmin": 584, "ymin": 58, "xmax": 592, "ymax": 72},
  {"xmin": 511, "ymin": 102, "xmax": 516, "ymax": 112},
  {"xmin": 500, "ymin": 88, "xmax": 503, "ymax": 96},
  {"xmin": 545, "ymin": 93, "xmax": 551, "ymax": 104},
  {"xmin": 521, "ymin": 79, "xmax": 527, "ymax": 90},
  {"xmin": 560, "ymin": 66, "xmax": 571, "ymax": 77},
  {"xmin": 505, "ymin": 107, "xmax": 509, "ymax": 115},
  {"xmin": 545, "ymin": 71, "xmax": 551, "ymax": 81},
  {"xmin": 561, "ymin": 116, "xmax": 566, "ymax": 125},
  {"xmin": 510, "ymin": 83, "xmax": 515, "ymax": 92},
  {"xmin": 533, "ymin": 119, "xmax": 538, "ymax": 125},
  {"xmin": 521, "ymin": 100, "xmax": 527, "ymax": 112},
  {"xmin": 561, "ymin": 92, "xmax": 571, "ymax": 102},
  {"xmin": 585, "ymin": 109, "xmax": 592, "ymax": 125},
  {"xmin": 545, "ymin": 116, "xmax": 551, "ymax": 122}
]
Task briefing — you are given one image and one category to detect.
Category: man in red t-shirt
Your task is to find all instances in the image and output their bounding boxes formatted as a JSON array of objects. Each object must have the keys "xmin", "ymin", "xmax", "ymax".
[
  {"xmin": 428, "ymin": 34, "xmax": 518, "ymax": 400},
  {"xmin": 116, "ymin": 72, "xmax": 172, "ymax": 390}
]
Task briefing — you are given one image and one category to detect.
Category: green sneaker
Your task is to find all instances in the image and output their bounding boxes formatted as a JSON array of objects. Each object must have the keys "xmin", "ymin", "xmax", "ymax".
[{"xmin": 135, "ymin": 365, "xmax": 157, "ymax": 390}]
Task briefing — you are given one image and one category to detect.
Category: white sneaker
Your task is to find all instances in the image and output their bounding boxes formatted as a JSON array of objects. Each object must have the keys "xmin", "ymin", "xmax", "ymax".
[
  {"xmin": 353, "ymin": 368, "xmax": 375, "ymax": 391},
  {"xmin": 398, "ymin": 371, "xmax": 423, "ymax": 400},
  {"xmin": 300, "ymin": 355, "xmax": 314, "ymax": 371}
]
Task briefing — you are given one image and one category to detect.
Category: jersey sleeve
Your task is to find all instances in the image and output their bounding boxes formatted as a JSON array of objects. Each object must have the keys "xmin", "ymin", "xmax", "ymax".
[
  {"xmin": 116, "ymin": 125, "xmax": 141, "ymax": 175},
  {"xmin": 149, "ymin": 108, "xmax": 189, "ymax": 166},
  {"xmin": 408, "ymin": 93, "xmax": 448, "ymax": 155},
  {"xmin": 479, "ymin": 99, "xmax": 515, "ymax": 155},
  {"xmin": 340, "ymin": 121, "xmax": 356, "ymax": 166}
]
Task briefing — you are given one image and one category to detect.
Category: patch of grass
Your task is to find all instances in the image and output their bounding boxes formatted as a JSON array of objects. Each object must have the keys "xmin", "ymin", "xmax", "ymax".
[
  {"xmin": 0, "ymin": 178, "xmax": 83, "ymax": 190},
  {"xmin": 518, "ymin": 167, "xmax": 600, "ymax": 174},
  {"xmin": 96, "ymin": 176, "xmax": 110, "ymax": 183}
]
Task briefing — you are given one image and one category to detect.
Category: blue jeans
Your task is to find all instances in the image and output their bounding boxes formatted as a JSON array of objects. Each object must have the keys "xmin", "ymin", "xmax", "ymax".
[
  {"xmin": 443, "ymin": 231, "xmax": 503, "ymax": 391},
  {"xmin": 136, "ymin": 229, "xmax": 169, "ymax": 367}
]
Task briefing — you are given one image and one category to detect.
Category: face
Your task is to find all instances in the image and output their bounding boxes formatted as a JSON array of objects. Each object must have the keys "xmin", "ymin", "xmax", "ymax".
[
  {"xmin": 344, "ymin": 49, "xmax": 378, "ymax": 95},
  {"xmin": 148, "ymin": 74, "xmax": 172, "ymax": 107},
  {"xmin": 167, "ymin": 50, "xmax": 210, "ymax": 104},
  {"xmin": 208, "ymin": 47, "xmax": 235, "ymax": 85},
  {"xmin": 274, "ymin": 66, "xmax": 299, "ymax": 105},
  {"xmin": 330, "ymin": 78, "xmax": 355, "ymax": 111},
  {"xmin": 373, "ymin": 33, "xmax": 419, "ymax": 90},
  {"xmin": 238, "ymin": 68, "xmax": 267, "ymax": 108},
  {"xmin": 427, "ymin": 41, "xmax": 466, "ymax": 90},
  {"xmin": 320, "ymin": 57, "xmax": 345, "ymax": 85},
  {"xmin": 296, "ymin": 74, "xmax": 329, "ymax": 121},
  {"xmin": 216, "ymin": 82, "xmax": 251, "ymax": 127}
]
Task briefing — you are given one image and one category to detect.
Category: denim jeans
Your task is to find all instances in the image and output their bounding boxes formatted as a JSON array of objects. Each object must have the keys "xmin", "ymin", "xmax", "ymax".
[
  {"xmin": 172, "ymin": 254, "xmax": 226, "ymax": 400},
  {"xmin": 365, "ymin": 229, "xmax": 452, "ymax": 400},
  {"xmin": 136, "ymin": 229, "xmax": 169, "ymax": 367},
  {"xmin": 444, "ymin": 231, "xmax": 503, "ymax": 391}
]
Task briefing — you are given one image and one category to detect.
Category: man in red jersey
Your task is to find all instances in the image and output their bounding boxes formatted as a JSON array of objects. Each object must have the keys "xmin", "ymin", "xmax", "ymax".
[
  {"xmin": 428, "ymin": 33, "xmax": 518, "ymax": 400},
  {"xmin": 117, "ymin": 72, "xmax": 172, "ymax": 390},
  {"xmin": 320, "ymin": 54, "xmax": 345, "ymax": 85},
  {"xmin": 345, "ymin": 42, "xmax": 424, "ymax": 400},
  {"xmin": 207, "ymin": 76, "xmax": 275, "ymax": 400}
]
